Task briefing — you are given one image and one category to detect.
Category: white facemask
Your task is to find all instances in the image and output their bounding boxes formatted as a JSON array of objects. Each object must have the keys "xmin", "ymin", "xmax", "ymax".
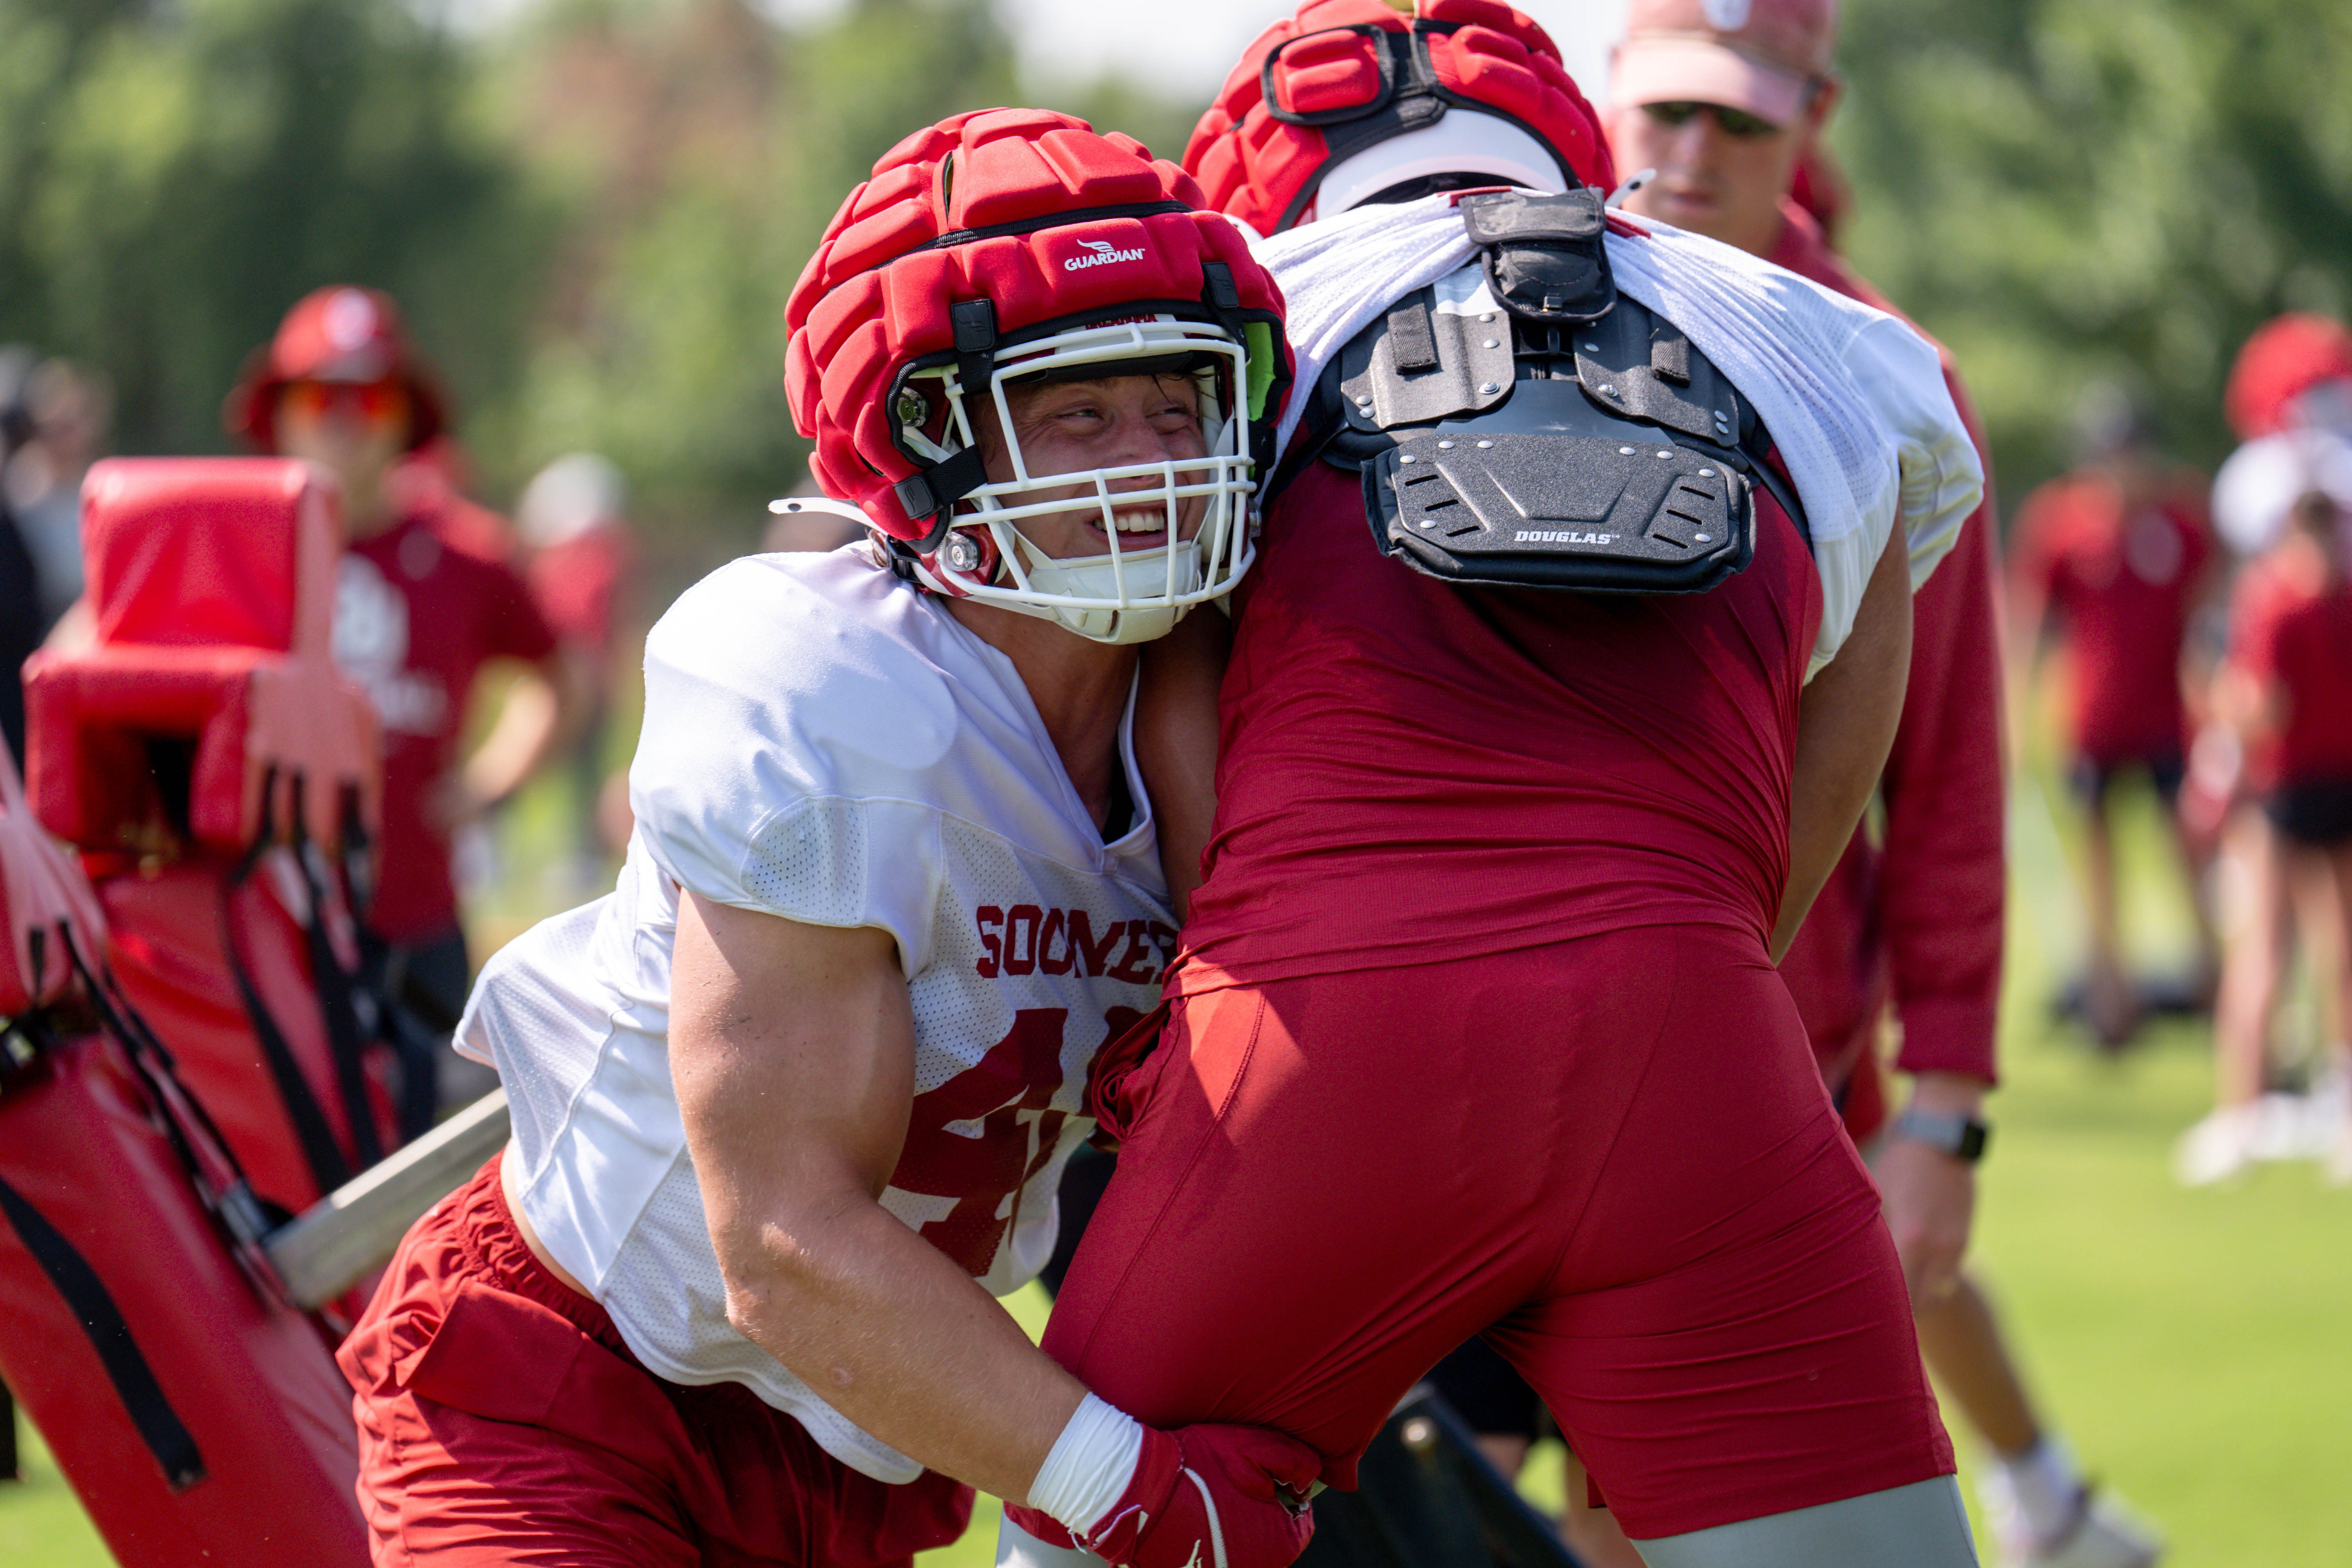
[{"xmin": 887, "ymin": 316, "xmax": 1265, "ymax": 645}]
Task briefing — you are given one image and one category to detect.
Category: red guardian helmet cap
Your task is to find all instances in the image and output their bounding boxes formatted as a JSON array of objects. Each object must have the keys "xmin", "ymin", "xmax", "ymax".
[
  {"xmin": 223, "ymin": 286, "xmax": 446, "ymax": 453},
  {"xmin": 2225, "ymin": 313, "xmax": 2352, "ymax": 441},
  {"xmin": 1183, "ymin": 0, "xmax": 1616, "ymax": 236},
  {"xmin": 784, "ymin": 109, "xmax": 1293, "ymax": 644}
]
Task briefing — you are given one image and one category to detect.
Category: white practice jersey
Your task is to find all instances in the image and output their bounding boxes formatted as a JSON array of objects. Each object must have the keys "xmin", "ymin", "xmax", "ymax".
[{"xmin": 457, "ymin": 546, "xmax": 1174, "ymax": 1483}]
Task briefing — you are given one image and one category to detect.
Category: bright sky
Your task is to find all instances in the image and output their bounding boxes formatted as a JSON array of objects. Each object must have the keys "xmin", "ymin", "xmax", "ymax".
[
  {"xmin": 437, "ymin": 0, "xmax": 1635, "ymax": 107},
  {"xmin": 995, "ymin": 0, "xmax": 1632, "ymax": 104}
]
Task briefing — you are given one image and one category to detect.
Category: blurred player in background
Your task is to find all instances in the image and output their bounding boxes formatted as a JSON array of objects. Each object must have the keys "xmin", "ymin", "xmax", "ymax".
[
  {"xmin": 517, "ymin": 452, "xmax": 636, "ymax": 891},
  {"xmin": 392, "ymin": 433, "xmax": 521, "ymax": 564},
  {"xmin": 2181, "ymin": 321, "xmax": 2352, "ymax": 1183},
  {"xmin": 0, "ymin": 349, "xmax": 41, "ymax": 769},
  {"xmin": 1597, "ymin": 2, "xmax": 2160, "ymax": 1564},
  {"xmin": 2, "ymin": 354, "xmax": 109, "ymax": 633},
  {"xmin": 2008, "ymin": 387, "xmax": 2219, "ymax": 1047},
  {"xmin": 226, "ymin": 285, "xmax": 581, "ymax": 1138},
  {"xmin": 2203, "ymin": 488, "xmax": 2352, "ymax": 1185}
]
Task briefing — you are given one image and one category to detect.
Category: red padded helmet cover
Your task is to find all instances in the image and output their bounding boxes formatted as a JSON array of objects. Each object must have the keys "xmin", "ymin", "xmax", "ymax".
[
  {"xmin": 1183, "ymin": 0, "xmax": 1615, "ymax": 236},
  {"xmin": 784, "ymin": 108, "xmax": 1292, "ymax": 544},
  {"xmin": 2226, "ymin": 313, "xmax": 2352, "ymax": 440}
]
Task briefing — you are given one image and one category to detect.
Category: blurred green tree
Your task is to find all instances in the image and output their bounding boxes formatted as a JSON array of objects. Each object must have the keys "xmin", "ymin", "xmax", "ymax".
[
  {"xmin": 1833, "ymin": 0, "xmax": 2352, "ymax": 494},
  {"xmin": 0, "ymin": 0, "xmax": 543, "ymax": 457},
  {"xmin": 493, "ymin": 0, "xmax": 1193, "ymax": 546},
  {"xmin": 0, "ymin": 0, "xmax": 1197, "ymax": 564},
  {"xmin": 490, "ymin": 0, "xmax": 1022, "ymax": 524}
]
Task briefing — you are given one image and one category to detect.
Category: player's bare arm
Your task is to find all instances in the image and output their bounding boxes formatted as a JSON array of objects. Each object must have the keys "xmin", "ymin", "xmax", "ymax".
[
  {"xmin": 1134, "ymin": 606, "xmax": 1230, "ymax": 918},
  {"xmin": 448, "ymin": 643, "xmax": 592, "ymax": 824},
  {"xmin": 1774, "ymin": 519, "xmax": 1913, "ymax": 961},
  {"xmin": 671, "ymin": 891, "xmax": 1085, "ymax": 1504}
]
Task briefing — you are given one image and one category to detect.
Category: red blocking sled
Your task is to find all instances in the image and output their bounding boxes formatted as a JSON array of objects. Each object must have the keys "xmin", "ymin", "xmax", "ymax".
[
  {"xmin": 23, "ymin": 457, "xmax": 394, "ymax": 1216},
  {"xmin": 0, "ymin": 734, "xmax": 368, "ymax": 1566}
]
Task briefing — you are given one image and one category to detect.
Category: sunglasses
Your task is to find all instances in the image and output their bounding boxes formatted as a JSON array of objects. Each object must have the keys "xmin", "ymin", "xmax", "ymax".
[
  {"xmin": 278, "ymin": 379, "xmax": 410, "ymax": 429},
  {"xmin": 1639, "ymin": 100, "xmax": 1786, "ymax": 140}
]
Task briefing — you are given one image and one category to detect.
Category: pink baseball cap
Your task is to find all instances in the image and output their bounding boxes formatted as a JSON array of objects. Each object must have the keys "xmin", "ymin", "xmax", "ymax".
[{"xmin": 1611, "ymin": 0, "xmax": 1838, "ymax": 128}]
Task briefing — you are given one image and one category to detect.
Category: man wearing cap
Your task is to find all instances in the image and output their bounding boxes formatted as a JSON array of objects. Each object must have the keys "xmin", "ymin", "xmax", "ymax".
[
  {"xmin": 1604, "ymin": 5, "xmax": 2161, "ymax": 1566},
  {"xmin": 227, "ymin": 286, "xmax": 580, "ymax": 1140}
]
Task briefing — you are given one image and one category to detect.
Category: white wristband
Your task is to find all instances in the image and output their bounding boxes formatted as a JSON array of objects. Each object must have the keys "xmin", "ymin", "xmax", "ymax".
[{"xmin": 1027, "ymin": 1393, "xmax": 1145, "ymax": 1538}]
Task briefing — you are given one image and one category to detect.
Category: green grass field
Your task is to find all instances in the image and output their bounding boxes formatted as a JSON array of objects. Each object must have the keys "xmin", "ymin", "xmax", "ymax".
[{"xmin": 5, "ymin": 777, "xmax": 2345, "ymax": 1565}]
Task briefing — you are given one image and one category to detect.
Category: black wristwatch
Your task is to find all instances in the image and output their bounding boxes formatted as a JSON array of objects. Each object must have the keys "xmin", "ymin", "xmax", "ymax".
[{"xmin": 1891, "ymin": 1107, "xmax": 1991, "ymax": 1163}]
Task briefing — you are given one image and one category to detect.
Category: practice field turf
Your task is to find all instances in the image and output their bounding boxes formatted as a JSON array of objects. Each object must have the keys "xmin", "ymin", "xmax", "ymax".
[{"xmin": 3, "ymin": 780, "xmax": 2344, "ymax": 1565}]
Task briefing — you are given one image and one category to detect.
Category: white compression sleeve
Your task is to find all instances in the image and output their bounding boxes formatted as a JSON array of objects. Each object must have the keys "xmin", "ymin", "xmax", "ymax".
[{"xmin": 1027, "ymin": 1394, "xmax": 1146, "ymax": 1537}]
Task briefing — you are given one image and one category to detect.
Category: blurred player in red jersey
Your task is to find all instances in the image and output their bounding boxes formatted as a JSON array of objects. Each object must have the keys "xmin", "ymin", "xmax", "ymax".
[
  {"xmin": 1598, "ymin": 3, "xmax": 2161, "ymax": 1564},
  {"xmin": 2207, "ymin": 490, "xmax": 2352, "ymax": 1184},
  {"xmin": 1017, "ymin": 4, "xmax": 1994, "ymax": 1564},
  {"xmin": 390, "ymin": 432, "xmax": 524, "ymax": 563},
  {"xmin": 2177, "ymin": 321, "xmax": 2352, "ymax": 1184},
  {"xmin": 226, "ymin": 286, "xmax": 581, "ymax": 1138},
  {"xmin": 517, "ymin": 452, "xmax": 637, "ymax": 888},
  {"xmin": 2010, "ymin": 389, "xmax": 2220, "ymax": 1047}
]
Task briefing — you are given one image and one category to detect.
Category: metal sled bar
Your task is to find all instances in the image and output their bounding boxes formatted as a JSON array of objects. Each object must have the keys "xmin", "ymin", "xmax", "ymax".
[{"xmin": 267, "ymin": 1089, "xmax": 510, "ymax": 1309}]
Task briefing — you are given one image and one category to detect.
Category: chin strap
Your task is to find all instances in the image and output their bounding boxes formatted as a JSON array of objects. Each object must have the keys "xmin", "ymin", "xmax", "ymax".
[{"xmin": 893, "ymin": 299, "xmax": 1000, "ymax": 548}]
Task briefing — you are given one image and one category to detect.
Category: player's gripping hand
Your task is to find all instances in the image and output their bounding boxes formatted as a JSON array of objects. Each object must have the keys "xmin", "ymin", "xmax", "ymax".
[
  {"xmin": 1077, "ymin": 1423, "xmax": 1318, "ymax": 1568},
  {"xmin": 1006, "ymin": 1400, "xmax": 1319, "ymax": 1568}
]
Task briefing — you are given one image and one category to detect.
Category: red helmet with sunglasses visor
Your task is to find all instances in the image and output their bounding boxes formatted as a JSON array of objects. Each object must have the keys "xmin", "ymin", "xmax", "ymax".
[{"xmin": 223, "ymin": 286, "xmax": 445, "ymax": 454}]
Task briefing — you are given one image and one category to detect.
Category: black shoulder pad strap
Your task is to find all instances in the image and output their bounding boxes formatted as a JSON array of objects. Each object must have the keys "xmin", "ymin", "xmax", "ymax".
[
  {"xmin": 1572, "ymin": 295, "xmax": 1739, "ymax": 450},
  {"xmin": 1336, "ymin": 284, "xmax": 1512, "ymax": 432},
  {"xmin": 1460, "ymin": 188, "xmax": 1614, "ymax": 325},
  {"xmin": 1262, "ymin": 362, "xmax": 1354, "ymax": 511},
  {"xmin": 1387, "ymin": 302, "xmax": 1439, "ymax": 373}
]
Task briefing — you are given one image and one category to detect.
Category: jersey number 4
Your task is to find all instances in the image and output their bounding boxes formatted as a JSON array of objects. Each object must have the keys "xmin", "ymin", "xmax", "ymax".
[{"xmin": 895, "ymin": 1007, "xmax": 1142, "ymax": 1276}]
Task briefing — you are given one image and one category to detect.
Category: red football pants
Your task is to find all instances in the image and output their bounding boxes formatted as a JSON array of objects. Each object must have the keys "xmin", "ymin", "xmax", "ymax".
[
  {"xmin": 1045, "ymin": 924, "xmax": 1954, "ymax": 1541},
  {"xmin": 337, "ymin": 1160, "xmax": 972, "ymax": 1567}
]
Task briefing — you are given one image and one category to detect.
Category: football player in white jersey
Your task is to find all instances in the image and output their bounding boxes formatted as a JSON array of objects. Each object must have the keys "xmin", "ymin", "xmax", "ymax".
[{"xmin": 335, "ymin": 110, "xmax": 1316, "ymax": 1568}]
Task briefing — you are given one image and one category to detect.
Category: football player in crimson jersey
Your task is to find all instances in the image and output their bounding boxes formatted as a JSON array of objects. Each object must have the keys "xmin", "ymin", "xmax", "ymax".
[
  {"xmin": 2195, "ymin": 486, "xmax": 2352, "ymax": 1190},
  {"xmin": 1600, "ymin": 4, "xmax": 2162, "ymax": 1566},
  {"xmin": 2179, "ymin": 319, "xmax": 2352, "ymax": 1188},
  {"xmin": 336, "ymin": 112, "xmax": 1322, "ymax": 1568},
  {"xmin": 1011, "ymin": 4, "xmax": 1979, "ymax": 1566},
  {"xmin": 2007, "ymin": 395, "xmax": 2219, "ymax": 1050},
  {"xmin": 222, "ymin": 288, "xmax": 584, "ymax": 1140}
]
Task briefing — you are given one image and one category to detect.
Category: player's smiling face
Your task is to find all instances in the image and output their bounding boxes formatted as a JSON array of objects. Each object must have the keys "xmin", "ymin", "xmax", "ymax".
[{"xmin": 974, "ymin": 373, "xmax": 1210, "ymax": 559}]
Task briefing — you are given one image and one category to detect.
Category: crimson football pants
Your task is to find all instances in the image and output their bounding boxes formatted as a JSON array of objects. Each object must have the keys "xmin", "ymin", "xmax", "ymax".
[
  {"xmin": 338, "ymin": 1160, "xmax": 973, "ymax": 1567},
  {"xmin": 1044, "ymin": 924, "xmax": 1955, "ymax": 1542}
]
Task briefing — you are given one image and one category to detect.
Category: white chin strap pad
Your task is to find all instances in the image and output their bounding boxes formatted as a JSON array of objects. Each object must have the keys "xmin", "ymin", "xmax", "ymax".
[{"xmin": 1010, "ymin": 537, "xmax": 1207, "ymax": 644}]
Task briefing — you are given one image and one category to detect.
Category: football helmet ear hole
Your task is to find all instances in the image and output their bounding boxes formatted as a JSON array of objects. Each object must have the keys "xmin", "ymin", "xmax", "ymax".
[
  {"xmin": 939, "ymin": 528, "xmax": 991, "ymax": 577},
  {"xmin": 893, "ymin": 385, "xmax": 932, "ymax": 431}
]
